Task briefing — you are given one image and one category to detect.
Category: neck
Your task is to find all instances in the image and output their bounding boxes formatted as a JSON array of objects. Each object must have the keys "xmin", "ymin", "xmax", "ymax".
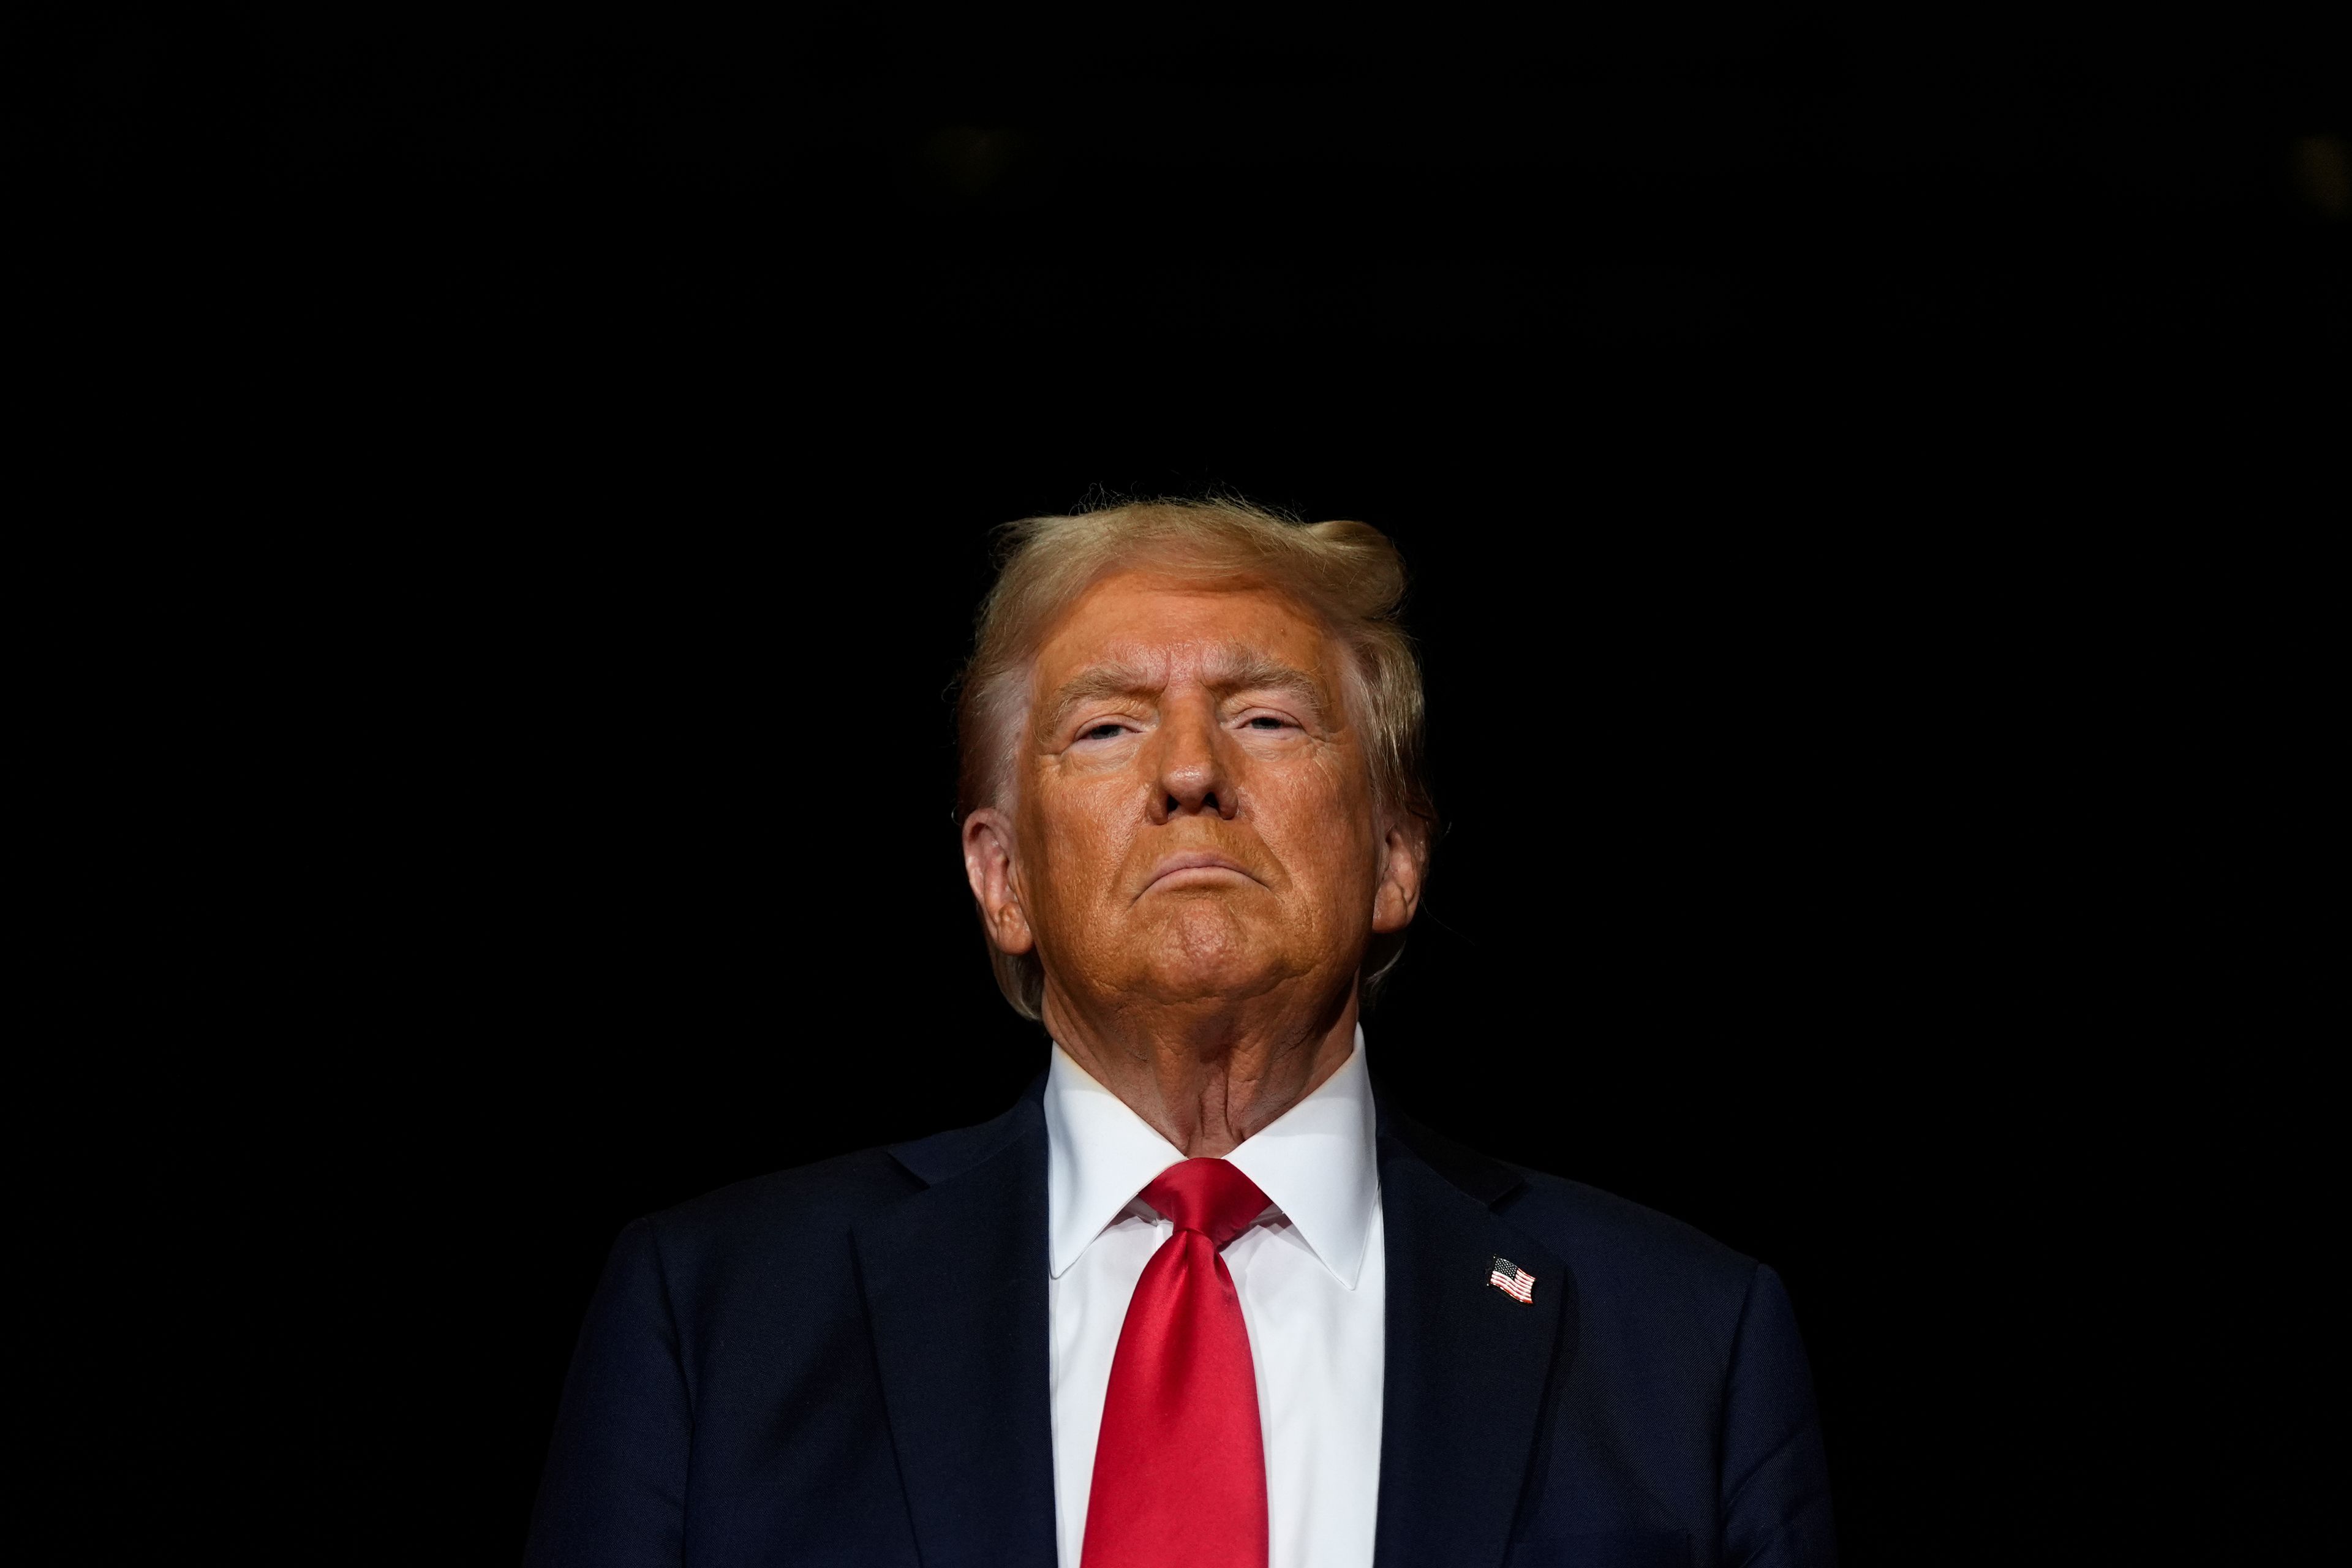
[{"xmin": 1045, "ymin": 982, "xmax": 1360, "ymax": 1158}]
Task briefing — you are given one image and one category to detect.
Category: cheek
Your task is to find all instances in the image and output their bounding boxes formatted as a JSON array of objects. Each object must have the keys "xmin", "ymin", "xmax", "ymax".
[
  {"xmin": 1028, "ymin": 780, "xmax": 1135, "ymax": 903},
  {"xmin": 1261, "ymin": 756, "xmax": 1379, "ymax": 886}
]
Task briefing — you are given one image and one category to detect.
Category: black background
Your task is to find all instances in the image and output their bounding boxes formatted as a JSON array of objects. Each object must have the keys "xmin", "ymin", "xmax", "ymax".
[{"xmin": 20, "ymin": 7, "xmax": 2340, "ymax": 1564}]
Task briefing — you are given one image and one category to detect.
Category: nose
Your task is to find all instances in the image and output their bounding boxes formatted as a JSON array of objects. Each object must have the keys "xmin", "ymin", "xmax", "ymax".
[{"xmin": 1147, "ymin": 697, "xmax": 1238, "ymax": 823}]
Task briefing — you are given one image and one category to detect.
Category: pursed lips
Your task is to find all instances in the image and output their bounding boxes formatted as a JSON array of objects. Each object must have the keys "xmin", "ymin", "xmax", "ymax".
[{"xmin": 1137, "ymin": 851, "xmax": 1262, "ymax": 898}]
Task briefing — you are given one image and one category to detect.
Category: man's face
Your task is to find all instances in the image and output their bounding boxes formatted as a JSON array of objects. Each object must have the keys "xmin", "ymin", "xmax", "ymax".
[{"xmin": 984, "ymin": 569, "xmax": 1415, "ymax": 1018}]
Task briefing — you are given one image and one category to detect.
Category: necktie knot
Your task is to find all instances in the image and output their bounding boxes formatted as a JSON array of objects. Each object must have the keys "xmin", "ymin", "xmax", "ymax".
[{"xmin": 1140, "ymin": 1158, "xmax": 1270, "ymax": 1250}]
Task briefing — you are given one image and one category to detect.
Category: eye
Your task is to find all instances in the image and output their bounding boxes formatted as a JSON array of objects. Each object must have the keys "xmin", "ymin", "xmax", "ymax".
[
  {"xmin": 1242, "ymin": 714, "xmax": 1294, "ymax": 731},
  {"xmin": 1078, "ymin": 721, "xmax": 1128, "ymax": 742}
]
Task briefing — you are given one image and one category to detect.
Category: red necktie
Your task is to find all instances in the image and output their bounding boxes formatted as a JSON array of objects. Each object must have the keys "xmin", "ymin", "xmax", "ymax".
[{"xmin": 1081, "ymin": 1158, "xmax": 1273, "ymax": 1568}]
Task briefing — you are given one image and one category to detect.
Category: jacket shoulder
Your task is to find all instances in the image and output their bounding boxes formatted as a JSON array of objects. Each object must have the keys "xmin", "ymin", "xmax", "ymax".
[
  {"xmin": 630, "ymin": 1088, "xmax": 1043, "ymax": 1300},
  {"xmin": 647, "ymin": 1145, "xmax": 926, "ymax": 1259},
  {"xmin": 1494, "ymin": 1166, "xmax": 1765, "ymax": 1375},
  {"xmin": 1499, "ymin": 1168, "xmax": 1756, "ymax": 1292},
  {"xmin": 1382, "ymin": 1102, "xmax": 1757, "ymax": 1308},
  {"xmin": 1493, "ymin": 1169, "xmax": 1833, "ymax": 1559}
]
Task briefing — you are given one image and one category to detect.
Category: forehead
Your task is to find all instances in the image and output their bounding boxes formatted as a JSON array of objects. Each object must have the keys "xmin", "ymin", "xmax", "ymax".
[{"xmin": 1030, "ymin": 570, "xmax": 1339, "ymax": 689}]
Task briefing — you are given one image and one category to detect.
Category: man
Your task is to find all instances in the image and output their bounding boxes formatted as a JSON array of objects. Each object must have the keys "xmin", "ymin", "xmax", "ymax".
[{"xmin": 526, "ymin": 499, "xmax": 1835, "ymax": 1567}]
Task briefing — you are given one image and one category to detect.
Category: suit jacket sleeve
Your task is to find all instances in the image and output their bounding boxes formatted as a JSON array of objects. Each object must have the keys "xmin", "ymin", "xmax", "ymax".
[
  {"xmin": 525, "ymin": 1218, "xmax": 692, "ymax": 1568},
  {"xmin": 1717, "ymin": 1265, "xmax": 1837, "ymax": 1568}
]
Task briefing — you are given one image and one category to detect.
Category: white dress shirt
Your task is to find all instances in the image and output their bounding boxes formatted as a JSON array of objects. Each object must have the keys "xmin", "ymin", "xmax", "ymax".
[{"xmin": 1044, "ymin": 1028, "xmax": 1386, "ymax": 1568}]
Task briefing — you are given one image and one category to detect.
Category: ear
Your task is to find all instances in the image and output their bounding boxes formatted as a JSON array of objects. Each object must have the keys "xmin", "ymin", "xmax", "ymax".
[
  {"xmin": 1370, "ymin": 820, "xmax": 1427, "ymax": 934},
  {"xmin": 962, "ymin": 807, "xmax": 1035, "ymax": 954}
]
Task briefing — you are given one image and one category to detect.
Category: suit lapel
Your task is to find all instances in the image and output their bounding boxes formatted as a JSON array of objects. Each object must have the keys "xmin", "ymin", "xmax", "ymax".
[
  {"xmin": 855, "ymin": 1096, "xmax": 1057, "ymax": 1568},
  {"xmin": 1373, "ymin": 1118, "xmax": 1574, "ymax": 1568}
]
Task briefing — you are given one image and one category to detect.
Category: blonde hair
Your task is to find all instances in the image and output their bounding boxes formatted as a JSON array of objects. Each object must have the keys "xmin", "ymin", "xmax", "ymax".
[{"xmin": 955, "ymin": 496, "xmax": 1435, "ymax": 1020}]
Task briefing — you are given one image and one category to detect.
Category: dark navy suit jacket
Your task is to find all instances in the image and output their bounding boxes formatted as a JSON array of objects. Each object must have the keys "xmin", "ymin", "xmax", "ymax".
[{"xmin": 526, "ymin": 1080, "xmax": 1835, "ymax": 1567}]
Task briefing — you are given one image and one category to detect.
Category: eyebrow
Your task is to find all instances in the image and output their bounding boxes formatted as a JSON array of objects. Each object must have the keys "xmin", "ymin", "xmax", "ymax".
[{"xmin": 1040, "ymin": 644, "xmax": 1333, "ymax": 735}]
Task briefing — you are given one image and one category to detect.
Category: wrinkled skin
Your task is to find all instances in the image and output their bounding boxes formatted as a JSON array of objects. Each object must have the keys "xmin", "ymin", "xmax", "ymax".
[{"xmin": 962, "ymin": 570, "xmax": 1425, "ymax": 1156}]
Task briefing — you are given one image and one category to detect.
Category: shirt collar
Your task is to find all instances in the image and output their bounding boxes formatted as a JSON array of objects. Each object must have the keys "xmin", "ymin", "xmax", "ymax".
[{"xmin": 1043, "ymin": 1025, "xmax": 1381, "ymax": 1290}]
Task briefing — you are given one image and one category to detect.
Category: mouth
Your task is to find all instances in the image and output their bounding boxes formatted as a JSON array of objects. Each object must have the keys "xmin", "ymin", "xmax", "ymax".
[{"xmin": 1139, "ymin": 851, "xmax": 1261, "ymax": 897}]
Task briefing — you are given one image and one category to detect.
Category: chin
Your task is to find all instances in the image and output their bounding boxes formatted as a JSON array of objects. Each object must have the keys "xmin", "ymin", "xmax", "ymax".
[
  {"xmin": 1132, "ymin": 959, "xmax": 1287, "ymax": 1008},
  {"xmin": 1126, "ymin": 902, "xmax": 1297, "ymax": 1005}
]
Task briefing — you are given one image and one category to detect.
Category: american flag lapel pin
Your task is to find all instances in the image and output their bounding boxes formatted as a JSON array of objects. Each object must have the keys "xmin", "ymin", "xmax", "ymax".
[{"xmin": 1487, "ymin": 1256, "xmax": 1536, "ymax": 1304}]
